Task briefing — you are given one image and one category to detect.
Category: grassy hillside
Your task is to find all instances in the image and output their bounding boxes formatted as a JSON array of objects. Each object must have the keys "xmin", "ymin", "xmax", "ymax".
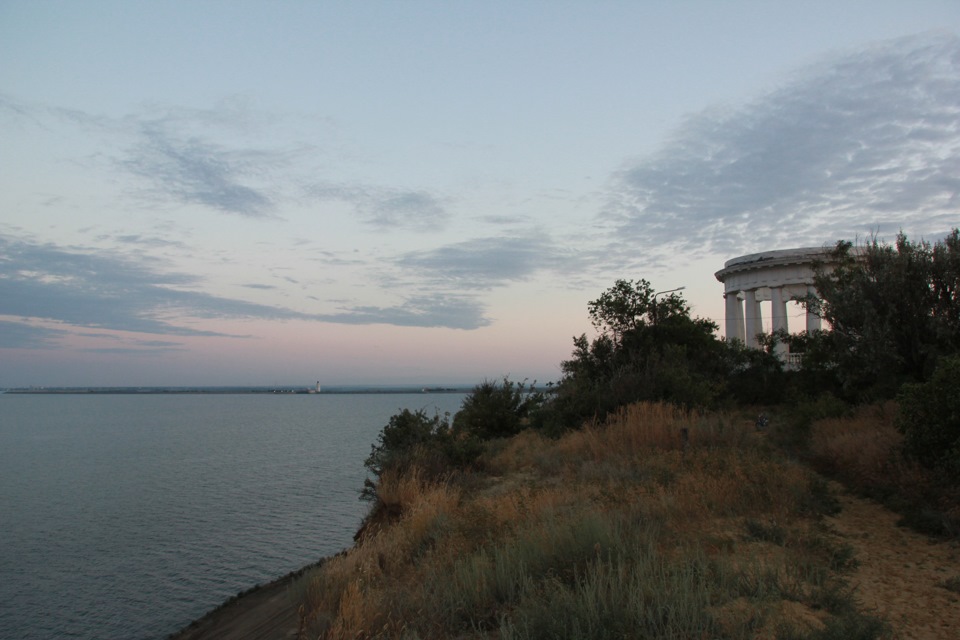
[{"xmin": 292, "ymin": 403, "xmax": 888, "ymax": 639}]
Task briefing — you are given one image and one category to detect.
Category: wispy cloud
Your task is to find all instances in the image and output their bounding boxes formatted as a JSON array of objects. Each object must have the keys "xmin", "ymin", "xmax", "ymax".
[
  {"xmin": 321, "ymin": 294, "xmax": 490, "ymax": 330},
  {"xmin": 0, "ymin": 319, "xmax": 67, "ymax": 348},
  {"xmin": 395, "ymin": 234, "xmax": 579, "ymax": 290},
  {"xmin": 80, "ymin": 337, "xmax": 188, "ymax": 354},
  {"xmin": 604, "ymin": 33, "xmax": 960, "ymax": 261},
  {"xmin": 1, "ymin": 236, "xmax": 246, "ymax": 336},
  {"xmin": 3, "ymin": 93, "xmax": 455, "ymax": 229},
  {"xmin": 122, "ymin": 118, "xmax": 278, "ymax": 217},
  {"xmin": 0, "ymin": 235, "xmax": 492, "ymax": 336},
  {"xmin": 1, "ymin": 95, "xmax": 302, "ymax": 219},
  {"xmin": 93, "ymin": 233, "xmax": 190, "ymax": 250},
  {"xmin": 308, "ymin": 182, "xmax": 451, "ymax": 230}
]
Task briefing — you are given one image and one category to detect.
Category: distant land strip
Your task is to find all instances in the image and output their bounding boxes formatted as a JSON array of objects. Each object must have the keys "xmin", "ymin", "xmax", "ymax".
[{"xmin": 1, "ymin": 386, "xmax": 472, "ymax": 395}]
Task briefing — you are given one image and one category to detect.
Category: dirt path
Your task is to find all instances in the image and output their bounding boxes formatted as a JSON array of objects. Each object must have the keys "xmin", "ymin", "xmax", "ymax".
[
  {"xmin": 825, "ymin": 484, "xmax": 960, "ymax": 639},
  {"xmin": 168, "ymin": 572, "xmax": 303, "ymax": 640}
]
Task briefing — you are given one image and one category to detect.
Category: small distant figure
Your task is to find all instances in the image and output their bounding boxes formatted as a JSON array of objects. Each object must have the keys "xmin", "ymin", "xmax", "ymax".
[{"xmin": 755, "ymin": 413, "xmax": 769, "ymax": 432}]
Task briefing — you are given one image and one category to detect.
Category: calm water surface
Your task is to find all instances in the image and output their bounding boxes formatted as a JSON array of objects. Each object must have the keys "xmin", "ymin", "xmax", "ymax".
[{"xmin": 0, "ymin": 393, "xmax": 466, "ymax": 640}]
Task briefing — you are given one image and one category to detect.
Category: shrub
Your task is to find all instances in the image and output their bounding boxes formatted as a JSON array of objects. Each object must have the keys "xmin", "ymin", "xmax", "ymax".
[
  {"xmin": 539, "ymin": 280, "xmax": 732, "ymax": 431},
  {"xmin": 723, "ymin": 337, "xmax": 788, "ymax": 405},
  {"xmin": 453, "ymin": 377, "xmax": 542, "ymax": 440},
  {"xmin": 775, "ymin": 393, "xmax": 851, "ymax": 452},
  {"xmin": 804, "ymin": 230, "xmax": 960, "ymax": 401},
  {"xmin": 896, "ymin": 356, "xmax": 960, "ymax": 479},
  {"xmin": 362, "ymin": 408, "xmax": 451, "ymax": 500},
  {"xmin": 362, "ymin": 379, "xmax": 542, "ymax": 503}
]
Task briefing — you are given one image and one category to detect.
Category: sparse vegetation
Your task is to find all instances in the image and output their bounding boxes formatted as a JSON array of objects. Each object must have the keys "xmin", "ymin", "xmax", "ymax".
[
  {"xmin": 295, "ymin": 230, "xmax": 960, "ymax": 638},
  {"xmin": 941, "ymin": 575, "xmax": 960, "ymax": 594},
  {"xmin": 807, "ymin": 401, "xmax": 960, "ymax": 536},
  {"xmin": 297, "ymin": 403, "xmax": 887, "ymax": 639}
]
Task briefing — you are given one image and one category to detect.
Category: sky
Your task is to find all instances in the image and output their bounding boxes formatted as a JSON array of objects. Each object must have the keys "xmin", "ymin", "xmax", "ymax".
[{"xmin": 2, "ymin": 1, "xmax": 959, "ymax": 388}]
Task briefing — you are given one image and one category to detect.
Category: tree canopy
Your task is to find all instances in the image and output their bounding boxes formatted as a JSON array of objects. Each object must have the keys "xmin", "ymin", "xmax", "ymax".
[
  {"xmin": 800, "ymin": 229, "xmax": 960, "ymax": 399},
  {"xmin": 538, "ymin": 279, "xmax": 733, "ymax": 428}
]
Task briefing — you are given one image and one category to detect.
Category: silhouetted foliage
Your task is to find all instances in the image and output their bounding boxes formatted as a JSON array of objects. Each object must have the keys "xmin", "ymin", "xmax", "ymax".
[
  {"xmin": 801, "ymin": 229, "xmax": 960, "ymax": 400},
  {"xmin": 723, "ymin": 335, "xmax": 788, "ymax": 405},
  {"xmin": 896, "ymin": 356, "xmax": 960, "ymax": 480},
  {"xmin": 538, "ymin": 279, "xmax": 737, "ymax": 430},
  {"xmin": 362, "ymin": 378, "xmax": 541, "ymax": 499},
  {"xmin": 453, "ymin": 377, "xmax": 543, "ymax": 440},
  {"xmin": 362, "ymin": 408, "xmax": 452, "ymax": 500}
]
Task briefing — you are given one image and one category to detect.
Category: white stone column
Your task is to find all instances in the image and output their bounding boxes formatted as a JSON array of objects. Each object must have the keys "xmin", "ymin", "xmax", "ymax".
[
  {"xmin": 805, "ymin": 285, "xmax": 822, "ymax": 333},
  {"xmin": 743, "ymin": 289, "xmax": 760, "ymax": 348},
  {"xmin": 724, "ymin": 291, "xmax": 745, "ymax": 343},
  {"xmin": 770, "ymin": 287, "xmax": 788, "ymax": 333},
  {"xmin": 770, "ymin": 286, "xmax": 789, "ymax": 357},
  {"xmin": 734, "ymin": 293, "xmax": 745, "ymax": 343}
]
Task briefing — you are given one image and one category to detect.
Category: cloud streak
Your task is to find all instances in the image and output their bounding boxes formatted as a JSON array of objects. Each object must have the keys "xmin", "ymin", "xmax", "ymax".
[
  {"xmin": 308, "ymin": 182, "xmax": 451, "ymax": 230},
  {"xmin": 395, "ymin": 234, "xmax": 581, "ymax": 290},
  {"xmin": 0, "ymin": 319, "xmax": 67, "ymax": 349},
  {"xmin": 122, "ymin": 119, "xmax": 278, "ymax": 217},
  {"xmin": 321, "ymin": 294, "xmax": 490, "ymax": 330},
  {"xmin": 0, "ymin": 235, "xmax": 491, "ymax": 338},
  {"xmin": 605, "ymin": 33, "xmax": 960, "ymax": 261},
  {"xmin": 3, "ymin": 94, "xmax": 456, "ymax": 228}
]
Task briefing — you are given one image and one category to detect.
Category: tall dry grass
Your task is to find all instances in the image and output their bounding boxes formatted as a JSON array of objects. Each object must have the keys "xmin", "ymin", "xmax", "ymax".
[
  {"xmin": 296, "ymin": 402, "xmax": 888, "ymax": 639},
  {"xmin": 806, "ymin": 401, "xmax": 959, "ymax": 536},
  {"xmin": 808, "ymin": 402, "xmax": 902, "ymax": 486},
  {"xmin": 299, "ymin": 467, "xmax": 462, "ymax": 638}
]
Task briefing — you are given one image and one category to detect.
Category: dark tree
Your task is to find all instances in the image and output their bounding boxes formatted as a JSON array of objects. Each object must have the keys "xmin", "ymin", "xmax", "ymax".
[
  {"xmin": 453, "ymin": 377, "xmax": 542, "ymax": 440},
  {"xmin": 540, "ymin": 279, "xmax": 729, "ymax": 430},
  {"xmin": 896, "ymin": 356, "xmax": 960, "ymax": 479},
  {"xmin": 362, "ymin": 408, "xmax": 449, "ymax": 500},
  {"xmin": 803, "ymin": 229, "xmax": 960, "ymax": 399}
]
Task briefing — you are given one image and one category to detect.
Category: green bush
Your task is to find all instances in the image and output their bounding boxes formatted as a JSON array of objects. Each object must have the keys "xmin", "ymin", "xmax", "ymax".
[
  {"xmin": 362, "ymin": 379, "xmax": 542, "ymax": 501},
  {"xmin": 362, "ymin": 408, "xmax": 452, "ymax": 500},
  {"xmin": 776, "ymin": 392, "xmax": 851, "ymax": 451},
  {"xmin": 804, "ymin": 230, "xmax": 960, "ymax": 401},
  {"xmin": 896, "ymin": 356, "xmax": 960, "ymax": 479},
  {"xmin": 723, "ymin": 336, "xmax": 788, "ymax": 405},
  {"xmin": 453, "ymin": 377, "xmax": 543, "ymax": 440},
  {"xmin": 541, "ymin": 280, "xmax": 733, "ymax": 430}
]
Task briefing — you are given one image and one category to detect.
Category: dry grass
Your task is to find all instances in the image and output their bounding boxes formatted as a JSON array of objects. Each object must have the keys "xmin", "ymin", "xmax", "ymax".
[
  {"xmin": 296, "ymin": 402, "xmax": 889, "ymax": 639},
  {"xmin": 809, "ymin": 402, "xmax": 902, "ymax": 486},
  {"xmin": 299, "ymin": 468, "xmax": 462, "ymax": 638},
  {"xmin": 555, "ymin": 401, "xmax": 748, "ymax": 460},
  {"xmin": 806, "ymin": 401, "xmax": 960, "ymax": 536}
]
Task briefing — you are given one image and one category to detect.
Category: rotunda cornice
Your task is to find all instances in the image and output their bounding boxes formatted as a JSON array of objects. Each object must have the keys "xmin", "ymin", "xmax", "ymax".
[{"xmin": 715, "ymin": 247, "xmax": 829, "ymax": 283}]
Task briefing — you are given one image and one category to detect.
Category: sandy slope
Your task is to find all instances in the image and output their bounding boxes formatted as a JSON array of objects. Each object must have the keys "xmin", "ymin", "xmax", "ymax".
[
  {"xmin": 168, "ymin": 573, "xmax": 302, "ymax": 640},
  {"xmin": 824, "ymin": 485, "xmax": 960, "ymax": 639},
  {"xmin": 170, "ymin": 486, "xmax": 960, "ymax": 640}
]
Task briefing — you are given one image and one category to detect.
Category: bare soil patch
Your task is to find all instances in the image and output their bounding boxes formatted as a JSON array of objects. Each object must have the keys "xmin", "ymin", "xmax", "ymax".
[
  {"xmin": 824, "ymin": 483, "xmax": 960, "ymax": 639},
  {"xmin": 168, "ymin": 573, "xmax": 302, "ymax": 640}
]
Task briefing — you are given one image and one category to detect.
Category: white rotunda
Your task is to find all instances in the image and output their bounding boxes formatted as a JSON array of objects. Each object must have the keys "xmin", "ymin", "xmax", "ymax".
[{"xmin": 714, "ymin": 247, "xmax": 834, "ymax": 357}]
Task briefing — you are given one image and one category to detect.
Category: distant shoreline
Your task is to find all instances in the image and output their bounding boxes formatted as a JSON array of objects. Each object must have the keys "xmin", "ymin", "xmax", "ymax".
[{"xmin": 2, "ymin": 386, "xmax": 473, "ymax": 395}]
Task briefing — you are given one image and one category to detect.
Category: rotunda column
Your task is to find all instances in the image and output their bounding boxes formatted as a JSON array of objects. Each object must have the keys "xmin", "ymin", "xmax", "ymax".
[
  {"xmin": 770, "ymin": 286, "xmax": 788, "ymax": 334},
  {"xmin": 743, "ymin": 289, "xmax": 761, "ymax": 348},
  {"xmin": 724, "ymin": 291, "xmax": 745, "ymax": 343},
  {"xmin": 770, "ymin": 286, "xmax": 789, "ymax": 357}
]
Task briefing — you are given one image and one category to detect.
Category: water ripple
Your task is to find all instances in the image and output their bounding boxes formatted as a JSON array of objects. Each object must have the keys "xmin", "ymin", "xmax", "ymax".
[{"xmin": 0, "ymin": 393, "xmax": 465, "ymax": 640}]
